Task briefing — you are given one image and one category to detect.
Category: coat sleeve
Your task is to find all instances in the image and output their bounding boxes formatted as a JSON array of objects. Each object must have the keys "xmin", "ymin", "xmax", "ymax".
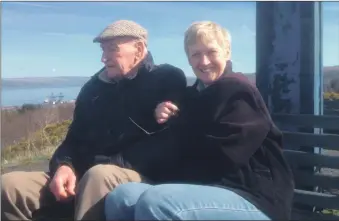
[
  {"xmin": 202, "ymin": 77, "xmax": 271, "ymax": 168},
  {"xmin": 158, "ymin": 65, "xmax": 188, "ymax": 128},
  {"xmin": 48, "ymin": 75, "xmax": 97, "ymax": 176},
  {"xmin": 159, "ymin": 64, "xmax": 187, "ymax": 106}
]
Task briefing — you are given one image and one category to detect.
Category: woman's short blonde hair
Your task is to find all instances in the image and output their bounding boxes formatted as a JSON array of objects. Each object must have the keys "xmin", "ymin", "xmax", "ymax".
[{"xmin": 184, "ymin": 21, "xmax": 231, "ymax": 58}]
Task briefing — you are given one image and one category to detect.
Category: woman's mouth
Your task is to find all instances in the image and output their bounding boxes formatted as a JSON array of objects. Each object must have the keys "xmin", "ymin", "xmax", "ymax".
[{"xmin": 199, "ymin": 68, "xmax": 213, "ymax": 74}]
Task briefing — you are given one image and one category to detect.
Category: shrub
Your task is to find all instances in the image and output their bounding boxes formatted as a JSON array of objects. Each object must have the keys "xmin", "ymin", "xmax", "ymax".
[{"xmin": 1, "ymin": 120, "xmax": 71, "ymax": 165}]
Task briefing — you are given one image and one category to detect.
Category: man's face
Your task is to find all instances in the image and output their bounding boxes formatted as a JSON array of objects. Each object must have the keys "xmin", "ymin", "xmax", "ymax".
[
  {"xmin": 100, "ymin": 37, "xmax": 140, "ymax": 79},
  {"xmin": 187, "ymin": 39, "xmax": 229, "ymax": 85}
]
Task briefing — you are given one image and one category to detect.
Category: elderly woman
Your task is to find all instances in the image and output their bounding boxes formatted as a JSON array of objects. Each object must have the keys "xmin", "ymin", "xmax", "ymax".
[{"xmin": 104, "ymin": 21, "xmax": 294, "ymax": 220}]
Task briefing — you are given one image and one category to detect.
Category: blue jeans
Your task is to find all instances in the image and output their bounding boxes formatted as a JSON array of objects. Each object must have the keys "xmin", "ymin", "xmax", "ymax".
[{"xmin": 105, "ymin": 182, "xmax": 271, "ymax": 220}]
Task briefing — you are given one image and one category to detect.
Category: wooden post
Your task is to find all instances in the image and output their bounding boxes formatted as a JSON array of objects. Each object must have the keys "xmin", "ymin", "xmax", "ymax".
[
  {"xmin": 256, "ymin": 1, "xmax": 324, "ymax": 209},
  {"xmin": 256, "ymin": 1, "xmax": 323, "ymax": 135}
]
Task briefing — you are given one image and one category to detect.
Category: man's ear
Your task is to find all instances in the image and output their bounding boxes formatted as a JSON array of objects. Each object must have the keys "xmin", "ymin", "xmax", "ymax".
[{"xmin": 135, "ymin": 41, "xmax": 145, "ymax": 60}]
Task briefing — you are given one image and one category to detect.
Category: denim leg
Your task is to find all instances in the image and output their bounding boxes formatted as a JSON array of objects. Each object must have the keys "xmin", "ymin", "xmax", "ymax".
[
  {"xmin": 105, "ymin": 182, "xmax": 152, "ymax": 220},
  {"xmin": 134, "ymin": 184, "xmax": 271, "ymax": 220}
]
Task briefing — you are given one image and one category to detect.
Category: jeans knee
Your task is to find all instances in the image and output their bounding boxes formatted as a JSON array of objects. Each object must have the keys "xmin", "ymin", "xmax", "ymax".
[
  {"xmin": 105, "ymin": 191, "xmax": 122, "ymax": 220},
  {"xmin": 105, "ymin": 183, "xmax": 137, "ymax": 210},
  {"xmin": 135, "ymin": 185, "xmax": 179, "ymax": 220},
  {"xmin": 105, "ymin": 182, "xmax": 151, "ymax": 220}
]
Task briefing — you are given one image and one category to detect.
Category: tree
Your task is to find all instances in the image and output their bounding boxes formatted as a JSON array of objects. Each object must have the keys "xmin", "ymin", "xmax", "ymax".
[{"xmin": 330, "ymin": 78, "xmax": 339, "ymax": 93}]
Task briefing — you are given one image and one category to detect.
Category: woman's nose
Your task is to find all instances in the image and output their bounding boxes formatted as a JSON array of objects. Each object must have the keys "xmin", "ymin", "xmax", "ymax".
[{"xmin": 200, "ymin": 55, "xmax": 211, "ymax": 65}]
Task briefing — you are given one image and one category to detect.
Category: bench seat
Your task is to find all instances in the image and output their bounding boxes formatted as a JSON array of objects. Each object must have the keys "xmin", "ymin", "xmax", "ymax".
[{"xmin": 273, "ymin": 114, "xmax": 339, "ymax": 220}]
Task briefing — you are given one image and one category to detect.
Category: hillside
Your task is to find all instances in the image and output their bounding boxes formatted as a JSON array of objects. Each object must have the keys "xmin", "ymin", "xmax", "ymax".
[
  {"xmin": 2, "ymin": 76, "xmax": 90, "ymax": 89},
  {"xmin": 2, "ymin": 65, "xmax": 338, "ymax": 89}
]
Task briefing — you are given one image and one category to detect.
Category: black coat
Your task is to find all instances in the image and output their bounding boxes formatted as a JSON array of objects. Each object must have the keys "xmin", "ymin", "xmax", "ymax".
[
  {"xmin": 49, "ymin": 53, "xmax": 187, "ymax": 181},
  {"xmin": 171, "ymin": 73, "xmax": 295, "ymax": 221}
]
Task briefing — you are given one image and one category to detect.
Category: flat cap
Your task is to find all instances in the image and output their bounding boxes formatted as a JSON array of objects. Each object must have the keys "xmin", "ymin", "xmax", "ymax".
[{"xmin": 93, "ymin": 20, "xmax": 148, "ymax": 43}]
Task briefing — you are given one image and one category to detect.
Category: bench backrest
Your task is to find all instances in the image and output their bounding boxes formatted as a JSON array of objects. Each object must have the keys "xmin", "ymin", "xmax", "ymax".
[{"xmin": 272, "ymin": 114, "xmax": 339, "ymax": 220}]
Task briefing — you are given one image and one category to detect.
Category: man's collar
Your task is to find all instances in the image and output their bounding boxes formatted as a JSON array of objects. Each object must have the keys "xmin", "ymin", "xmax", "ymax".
[
  {"xmin": 139, "ymin": 51, "xmax": 155, "ymax": 72},
  {"xmin": 98, "ymin": 69, "xmax": 116, "ymax": 84},
  {"xmin": 125, "ymin": 51, "xmax": 155, "ymax": 80},
  {"xmin": 98, "ymin": 51, "xmax": 155, "ymax": 83}
]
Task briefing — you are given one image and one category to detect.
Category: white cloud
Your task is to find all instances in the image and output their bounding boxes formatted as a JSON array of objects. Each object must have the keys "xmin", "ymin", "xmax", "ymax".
[{"xmin": 5, "ymin": 2, "xmax": 57, "ymax": 8}]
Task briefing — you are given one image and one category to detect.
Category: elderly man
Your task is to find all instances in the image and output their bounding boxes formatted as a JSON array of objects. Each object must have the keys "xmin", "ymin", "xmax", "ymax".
[{"xmin": 1, "ymin": 20, "xmax": 187, "ymax": 220}]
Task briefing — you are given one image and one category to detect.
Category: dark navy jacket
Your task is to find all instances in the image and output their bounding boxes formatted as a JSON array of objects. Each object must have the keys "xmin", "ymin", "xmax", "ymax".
[{"xmin": 49, "ymin": 53, "xmax": 187, "ymax": 181}]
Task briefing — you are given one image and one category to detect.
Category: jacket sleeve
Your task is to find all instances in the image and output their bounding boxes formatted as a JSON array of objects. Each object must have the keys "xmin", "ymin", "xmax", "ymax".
[
  {"xmin": 156, "ymin": 64, "xmax": 188, "ymax": 128},
  {"xmin": 202, "ymin": 77, "xmax": 271, "ymax": 168},
  {"xmin": 49, "ymin": 79, "xmax": 93, "ymax": 176},
  {"xmin": 159, "ymin": 64, "xmax": 187, "ymax": 105},
  {"xmin": 93, "ymin": 66, "xmax": 187, "ymax": 174}
]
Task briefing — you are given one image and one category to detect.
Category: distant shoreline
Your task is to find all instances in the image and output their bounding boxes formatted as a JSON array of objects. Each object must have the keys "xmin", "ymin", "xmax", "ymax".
[
  {"xmin": 2, "ymin": 86, "xmax": 81, "ymax": 107},
  {"xmin": 1, "ymin": 106, "xmax": 18, "ymax": 110},
  {"xmin": 2, "ymin": 65, "xmax": 338, "ymax": 89},
  {"xmin": 1, "ymin": 100, "xmax": 76, "ymax": 110}
]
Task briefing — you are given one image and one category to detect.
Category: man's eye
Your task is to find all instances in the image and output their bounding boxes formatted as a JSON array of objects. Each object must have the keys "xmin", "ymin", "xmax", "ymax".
[{"xmin": 102, "ymin": 47, "xmax": 117, "ymax": 52}]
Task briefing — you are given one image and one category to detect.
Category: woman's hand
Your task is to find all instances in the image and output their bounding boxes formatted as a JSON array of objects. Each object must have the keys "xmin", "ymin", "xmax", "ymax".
[{"xmin": 154, "ymin": 101, "xmax": 179, "ymax": 124}]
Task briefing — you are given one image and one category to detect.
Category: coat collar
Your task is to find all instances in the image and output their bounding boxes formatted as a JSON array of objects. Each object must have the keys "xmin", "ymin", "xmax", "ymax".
[
  {"xmin": 98, "ymin": 51, "xmax": 155, "ymax": 84},
  {"xmin": 192, "ymin": 60, "xmax": 236, "ymax": 91}
]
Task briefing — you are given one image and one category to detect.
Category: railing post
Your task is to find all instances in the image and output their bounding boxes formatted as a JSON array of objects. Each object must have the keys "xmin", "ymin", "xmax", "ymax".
[
  {"xmin": 256, "ymin": 1, "xmax": 323, "ymax": 139},
  {"xmin": 256, "ymin": 1, "xmax": 324, "ymax": 207}
]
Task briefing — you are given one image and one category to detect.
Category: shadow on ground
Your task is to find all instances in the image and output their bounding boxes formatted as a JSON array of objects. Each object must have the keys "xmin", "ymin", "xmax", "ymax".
[{"xmin": 1, "ymin": 160, "xmax": 49, "ymax": 174}]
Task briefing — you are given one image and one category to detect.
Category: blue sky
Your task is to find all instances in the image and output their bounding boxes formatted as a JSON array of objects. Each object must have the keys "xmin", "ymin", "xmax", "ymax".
[{"xmin": 2, "ymin": 1, "xmax": 339, "ymax": 78}]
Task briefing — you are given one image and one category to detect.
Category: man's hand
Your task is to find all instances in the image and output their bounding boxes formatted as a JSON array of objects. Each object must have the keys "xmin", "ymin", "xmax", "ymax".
[
  {"xmin": 49, "ymin": 165, "xmax": 76, "ymax": 202},
  {"xmin": 155, "ymin": 101, "xmax": 179, "ymax": 124}
]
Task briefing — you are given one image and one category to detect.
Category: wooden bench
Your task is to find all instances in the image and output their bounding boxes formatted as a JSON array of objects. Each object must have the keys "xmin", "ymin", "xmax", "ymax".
[
  {"xmin": 33, "ymin": 113, "xmax": 339, "ymax": 221},
  {"xmin": 272, "ymin": 114, "xmax": 339, "ymax": 220}
]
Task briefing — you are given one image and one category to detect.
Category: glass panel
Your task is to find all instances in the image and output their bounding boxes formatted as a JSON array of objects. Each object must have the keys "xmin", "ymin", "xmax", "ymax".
[{"xmin": 323, "ymin": 2, "xmax": 339, "ymax": 116}]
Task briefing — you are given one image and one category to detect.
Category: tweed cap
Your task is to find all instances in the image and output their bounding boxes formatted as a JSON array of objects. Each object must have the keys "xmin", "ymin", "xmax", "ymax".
[{"xmin": 93, "ymin": 20, "xmax": 148, "ymax": 43}]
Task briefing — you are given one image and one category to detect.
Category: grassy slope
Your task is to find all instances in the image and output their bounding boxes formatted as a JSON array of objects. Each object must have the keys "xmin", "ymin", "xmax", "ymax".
[{"xmin": 1, "ymin": 120, "xmax": 71, "ymax": 167}]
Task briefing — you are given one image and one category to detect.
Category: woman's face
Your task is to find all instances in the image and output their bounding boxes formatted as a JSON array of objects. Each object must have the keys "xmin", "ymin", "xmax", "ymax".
[{"xmin": 187, "ymin": 39, "xmax": 228, "ymax": 85}]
